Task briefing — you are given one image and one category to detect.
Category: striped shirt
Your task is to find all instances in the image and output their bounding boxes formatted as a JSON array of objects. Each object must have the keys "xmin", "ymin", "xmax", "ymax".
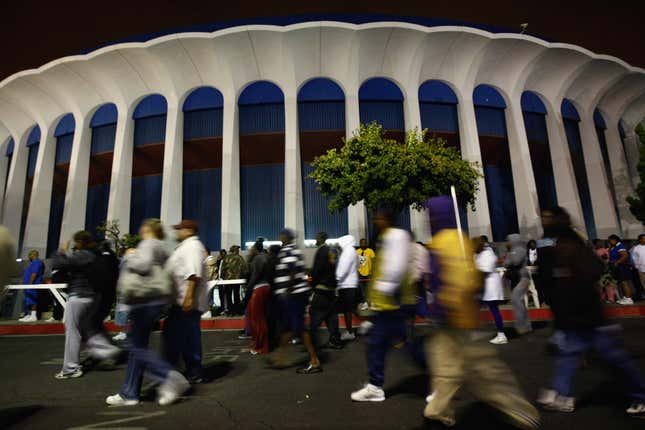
[{"xmin": 273, "ymin": 243, "xmax": 310, "ymax": 295}]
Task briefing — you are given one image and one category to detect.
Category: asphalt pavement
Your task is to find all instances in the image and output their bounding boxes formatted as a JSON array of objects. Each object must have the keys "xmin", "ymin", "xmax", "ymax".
[{"xmin": 1, "ymin": 320, "xmax": 645, "ymax": 430}]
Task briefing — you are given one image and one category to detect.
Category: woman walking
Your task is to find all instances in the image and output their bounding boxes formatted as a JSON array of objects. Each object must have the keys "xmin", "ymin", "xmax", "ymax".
[
  {"xmin": 245, "ymin": 241, "xmax": 273, "ymax": 354},
  {"xmin": 475, "ymin": 236, "xmax": 508, "ymax": 345},
  {"xmin": 506, "ymin": 234, "xmax": 533, "ymax": 335},
  {"xmin": 106, "ymin": 219, "xmax": 189, "ymax": 406}
]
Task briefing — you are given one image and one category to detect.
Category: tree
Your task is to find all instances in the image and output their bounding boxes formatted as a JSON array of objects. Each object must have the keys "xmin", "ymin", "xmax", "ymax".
[
  {"xmin": 309, "ymin": 122, "xmax": 482, "ymax": 213},
  {"xmin": 626, "ymin": 123, "xmax": 645, "ymax": 224},
  {"xmin": 96, "ymin": 220, "xmax": 141, "ymax": 256}
]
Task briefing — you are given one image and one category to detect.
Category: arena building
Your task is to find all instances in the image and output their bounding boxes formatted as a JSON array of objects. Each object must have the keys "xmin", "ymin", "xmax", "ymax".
[{"xmin": 0, "ymin": 16, "xmax": 644, "ymax": 256}]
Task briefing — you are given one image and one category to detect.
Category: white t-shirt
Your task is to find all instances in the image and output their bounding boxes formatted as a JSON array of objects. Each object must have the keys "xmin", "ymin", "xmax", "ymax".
[
  {"xmin": 631, "ymin": 244, "xmax": 645, "ymax": 273},
  {"xmin": 165, "ymin": 236, "xmax": 208, "ymax": 312}
]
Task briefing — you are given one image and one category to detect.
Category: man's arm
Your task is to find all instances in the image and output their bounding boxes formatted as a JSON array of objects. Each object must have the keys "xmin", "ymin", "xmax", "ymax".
[{"xmin": 182, "ymin": 276, "xmax": 199, "ymax": 312}]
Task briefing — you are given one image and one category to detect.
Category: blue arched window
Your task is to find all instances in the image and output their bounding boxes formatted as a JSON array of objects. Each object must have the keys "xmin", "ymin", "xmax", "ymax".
[
  {"xmin": 474, "ymin": 85, "xmax": 519, "ymax": 241},
  {"xmin": 47, "ymin": 113, "xmax": 76, "ymax": 255},
  {"xmin": 521, "ymin": 91, "xmax": 558, "ymax": 211},
  {"xmin": 182, "ymin": 87, "xmax": 224, "ymax": 251},
  {"xmin": 85, "ymin": 103, "xmax": 118, "ymax": 238},
  {"xmin": 238, "ymin": 81, "xmax": 285, "ymax": 245},
  {"xmin": 360, "ymin": 78, "xmax": 409, "ymax": 239},
  {"xmin": 298, "ymin": 78, "xmax": 348, "ymax": 240},
  {"xmin": 130, "ymin": 94, "xmax": 167, "ymax": 234},
  {"xmin": 561, "ymin": 99, "xmax": 596, "ymax": 238},
  {"xmin": 3, "ymin": 137, "xmax": 13, "ymax": 197}
]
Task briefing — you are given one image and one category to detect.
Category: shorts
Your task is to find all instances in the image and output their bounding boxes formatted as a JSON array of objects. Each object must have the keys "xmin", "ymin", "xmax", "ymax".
[
  {"xmin": 338, "ymin": 288, "xmax": 358, "ymax": 313},
  {"xmin": 278, "ymin": 293, "xmax": 307, "ymax": 334},
  {"xmin": 614, "ymin": 265, "xmax": 632, "ymax": 282}
]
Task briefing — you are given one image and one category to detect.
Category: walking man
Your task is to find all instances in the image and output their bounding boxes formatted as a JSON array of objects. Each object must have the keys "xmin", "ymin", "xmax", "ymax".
[
  {"xmin": 18, "ymin": 250, "xmax": 44, "ymax": 322},
  {"xmin": 337, "ymin": 235, "xmax": 359, "ymax": 340},
  {"xmin": 164, "ymin": 220, "xmax": 208, "ymax": 384},
  {"xmin": 356, "ymin": 238, "xmax": 376, "ymax": 310}
]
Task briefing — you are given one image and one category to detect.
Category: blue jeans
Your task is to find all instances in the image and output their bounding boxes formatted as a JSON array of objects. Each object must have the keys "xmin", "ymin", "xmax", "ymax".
[
  {"xmin": 552, "ymin": 327, "xmax": 645, "ymax": 402},
  {"xmin": 163, "ymin": 306, "xmax": 203, "ymax": 379},
  {"xmin": 120, "ymin": 304, "xmax": 172, "ymax": 400},
  {"xmin": 367, "ymin": 310, "xmax": 407, "ymax": 387}
]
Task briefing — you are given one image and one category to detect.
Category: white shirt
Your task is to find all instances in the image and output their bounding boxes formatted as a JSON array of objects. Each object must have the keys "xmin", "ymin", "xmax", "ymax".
[
  {"xmin": 476, "ymin": 247, "xmax": 505, "ymax": 302},
  {"xmin": 631, "ymin": 244, "xmax": 645, "ymax": 273},
  {"xmin": 528, "ymin": 249, "xmax": 538, "ymax": 265},
  {"xmin": 165, "ymin": 236, "xmax": 208, "ymax": 312}
]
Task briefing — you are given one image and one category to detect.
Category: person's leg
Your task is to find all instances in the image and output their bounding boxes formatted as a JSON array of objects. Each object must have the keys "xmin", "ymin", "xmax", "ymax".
[
  {"xmin": 224, "ymin": 286, "xmax": 233, "ymax": 314},
  {"xmin": 308, "ymin": 292, "xmax": 325, "ymax": 348},
  {"xmin": 162, "ymin": 306, "xmax": 182, "ymax": 367},
  {"xmin": 465, "ymin": 338, "xmax": 540, "ymax": 429},
  {"xmin": 486, "ymin": 301, "xmax": 504, "ymax": 333},
  {"xmin": 551, "ymin": 330, "xmax": 586, "ymax": 397},
  {"xmin": 233, "ymin": 285, "xmax": 241, "ymax": 314},
  {"xmin": 511, "ymin": 279, "xmax": 531, "ymax": 333},
  {"xmin": 249, "ymin": 287, "xmax": 270, "ymax": 353},
  {"xmin": 423, "ymin": 329, "xmax": 464, "ymax": 424},
  {"xmin": 323, "ymin": 292, "xmax": 341, "ymax": 345},
  {"xmin": 119, "ymin": 305, "xmax": 154, "ymax": 400},
  {"xmin": 182, "ymin": 310, "xmax": 203, "ymax": 380},
  {"xmin": 218, "ymin": 285, "xmax": 227, "ymax": 314},
  {"xmin": 61, "ymin": 297, "xmax": 92, "ymax": 374},
  {"xmin": 592, "ymin": 327, "xmax": 645, "ymax": 403},
  {"xmin": 366, "ymin": 313, "xmax": 389, "ymax": 388}
]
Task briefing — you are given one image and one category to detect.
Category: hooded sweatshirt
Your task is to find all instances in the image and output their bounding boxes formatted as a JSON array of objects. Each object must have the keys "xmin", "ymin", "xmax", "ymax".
[
  {"xmin": 336, "ymin": 235, "xmax": 358, "ymax": 290},
  {"xmin": 504, "ymin": 234, "xmax": 529, "ymax": 284}
]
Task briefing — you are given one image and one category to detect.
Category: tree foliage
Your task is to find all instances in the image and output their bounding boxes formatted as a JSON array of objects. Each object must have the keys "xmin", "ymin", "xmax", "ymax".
[
  {"xmin": 309, "ymin": 122, "xmax": 482, "ymax": 213},
  {"xmin": 626, "ymin": 124, "xmax": 645, "ymax": 225},
  {"xmin": 97, "ymin": 220, "xmax": 141, "ymax": 256}
]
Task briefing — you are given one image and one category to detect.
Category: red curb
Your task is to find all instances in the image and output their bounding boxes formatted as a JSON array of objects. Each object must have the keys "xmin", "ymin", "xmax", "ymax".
[{"xmin": 1, "ymin": 305, "xmax": 645, "ymax": 335}]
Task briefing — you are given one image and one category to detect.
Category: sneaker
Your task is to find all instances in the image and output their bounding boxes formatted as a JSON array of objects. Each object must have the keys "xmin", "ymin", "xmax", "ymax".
[
  {"xmin": 341, "ymin": 331, "xmax": 356, "ymax": 341},
  {"xmin": 618, "ymin": 297, "xmax": 634, "ymax": 305},
  {"xmin": 626, "ymin": 402, "xmax": 645, "ymax": 416},
  {"xmin": 106, "ymin": 393, "xmax": 139, "ymax": 406},
  {"xmin": 19, "ymin": 313, "xmax": 37, "ymax": 322},
  {"xmin": 537, "ymin": 389, "xmax": 575, "ymax": 412},
  {"xmin": 327, "ymin": 341, "xmax": 344, "ymax": 350},
  {"xmin": 351, "ymin": 384, "xmax": 386, "ymax": 402},
  {"xmin": 44, "ymin": 317, "xmax": 56, "ymax": 322},
  {"xmin": 426, "ymin": 391, "xmax": 436, "ymax": 403},
  {"xmin": 157, "ymin": 370, "xmax": 190, "ymax": 406},
  {"xmin": 201, "ymin": 310, "xmax": 212, "ymax": 319},
  {"xmin": 489, "ymin": 333, "xmax": 508, "ymax": 345},
  {"xmin": 238, "ymin": 334, "xmax": 252, "ymax": 340},
  {"xmin": 54, "ymin": 368, "xmax": 83, "ymax": 379},
  {"xmin": 112, "ymin": 332, "xmax": 127, "ymax": 342},
  {"xmin": 359, "ymin": 302, "xmax": 369, "ymax": 312},
  {"xmin": 357, "ymin": 321, "xmax": 374, "ymax": 336}
]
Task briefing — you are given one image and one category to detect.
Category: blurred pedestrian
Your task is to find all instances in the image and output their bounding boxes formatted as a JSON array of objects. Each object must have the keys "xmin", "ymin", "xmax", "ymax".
[
  {"xmin": 351, "ymin": 208, "xmax": 414, "ymax": 402},
  {"xmin": 609, "ymin": 234, "xmax": 635, "ymax": 305},
  {"xmin": 356, "ymin": 238, "xmax": 376, "ymax": 311},
  {"xmin": 505, "ymin": 234, "xmax": 532, "ymax": 335},
  {"xmin": 164, "ymin": 220, "xmax": 209, "ymax": 385},
  {"xmin": 337, "ymin": 235, "xmax": 359, "ymax": 340},
  {"xmin": 245, "ymin": 240, "xmax": 272, "ymax": 354},
  {"xmin": 536, "ymin": 207, "xmax": 645, "ymax": 417},
  {"xmin": 18, "ymin": 249, "xmax": 44, "ymax": 322},
  {"xmin": 106, "ymin": 218, "xmax": 188, "ymax": 406},
  {"xmin": 53, "ymin": 231, "xmax": 120, "ymax": 379},
  {"xmin": 475, "ymin": 235, "xmax": 507, "ymax": 344}
]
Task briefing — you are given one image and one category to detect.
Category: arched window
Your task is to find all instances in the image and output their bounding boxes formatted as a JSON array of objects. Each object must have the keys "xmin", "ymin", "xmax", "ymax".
[
  {"xmin": 3, "ymin": 137, "xmax": 13, "ymax": 196},
  {"xmin": 359, "ymin": 77, "xmax": 409, "ymax": 239},
  {"xmin": 86, "ymin": 103, "xmax": 118, "ymax": 238},
  {"xmin": 521, "ymin": 91, "xmax": 558, "ymax": 211},
  {"xmin": 298, "ymin": 78, "xmax": 348, "ymax": 240},
  {"xmin": 238, "ymin": 81, "xmax": 285, "ymax": 245},
  {"xmin": 561, "ymin": 99, "xmax": 596, "ymax": 238},
  {"xmin": 130, "ymin": 94, "xmax": 167, "ymax": 234},
  {"xmin": 182, "ymin": 87, "xmax": 224, "ymax": 251},
  {"xmin": 474, "ymin": 85, "xmax": 519, "ymax": 241},
  {"xmin": 47, "ymin": 113, "xmax": 75, "ymax": 255}
]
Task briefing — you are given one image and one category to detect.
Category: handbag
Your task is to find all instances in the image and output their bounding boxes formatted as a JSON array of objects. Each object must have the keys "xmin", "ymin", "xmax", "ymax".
[{"xmin": 117, "ymin": 264, "xmax": 175, "ymax": 304}]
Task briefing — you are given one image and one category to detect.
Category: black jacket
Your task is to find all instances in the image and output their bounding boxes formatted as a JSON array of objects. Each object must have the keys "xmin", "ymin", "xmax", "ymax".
[
  {"xmin": 310, "ymin": 244, "xmax": 336, "ymax": 289},
  {"xmin": 541, "ymin": 229, "xmax": 605, "ymax": 330},
  {"xmin": 51, "ymin": 249, "xmax": 97, "ymax": 298}
]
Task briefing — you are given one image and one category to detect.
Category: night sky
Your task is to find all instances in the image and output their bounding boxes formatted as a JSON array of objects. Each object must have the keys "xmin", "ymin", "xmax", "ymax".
[{"xmin": 1, "ymin": 0, "xmax": 644, "ymax": 81}]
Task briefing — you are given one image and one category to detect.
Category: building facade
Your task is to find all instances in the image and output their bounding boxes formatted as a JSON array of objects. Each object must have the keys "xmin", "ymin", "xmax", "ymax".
[{"xmin": 0, "ymin": 18, "xmax": 644, "ymax": 256}]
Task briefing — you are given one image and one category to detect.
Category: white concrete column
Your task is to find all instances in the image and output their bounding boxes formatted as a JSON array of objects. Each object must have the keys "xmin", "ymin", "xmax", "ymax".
[
  {"xmin": 23, "ymin": 124, "xmax": 56, "ymax": 256},
  {"xmin": 505, "ymin": 96, "xmax": 542, "ymax": 238},
  {"xmin": 1, "ymin": 132, "xmax": 28, "ymax": 237},
  {"xmin": 456, "ymin": 96, "xmax": 492, "ymax": 239},
  {"xmin": 0, "ymin": 144, "xmax": 9, "ymax": 217},
  {"xmin": 106, "ymin": 108, "xmax": 134, "ymax": 231},
  {"xmin": 59, "ymin": 114, "xmax": 92, "ymax": 241},
  {"xmin": 220, "ymin": 96, "xmax": 241, "ymax": 248},
  {"xmin": 403, "ymin": 91, "xmax": 431, "ymax": 242},
  {"xmin": 623, "ymin": 130, "xmax": 642, "ymax": 187},
  {"xmin": 542, "ymin": 109, "xmax": 586, "ymax": 233},
  {"xmin": 579, "ymin": 110, "xmax": 620, "ymax": 238},
  {"xmin": 160, "ymin": 105, "xmax": 183, "ymax": 227},
  {"xmin": 603, "ymin": 116, "xmax": 640, "ymax": 237},
  {"xmin": 345, "ymin": 93, "xmax": 368, "ymax": 241},
  {"xmin": 284, "ymin": 93, "xmax": 305, "ymax": 245}
]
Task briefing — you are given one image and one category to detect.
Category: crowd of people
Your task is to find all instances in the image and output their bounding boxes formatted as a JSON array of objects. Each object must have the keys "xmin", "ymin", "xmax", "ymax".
[{"xmin": 6, "ymin": 203, "xmax": 645, "ymax": 426}]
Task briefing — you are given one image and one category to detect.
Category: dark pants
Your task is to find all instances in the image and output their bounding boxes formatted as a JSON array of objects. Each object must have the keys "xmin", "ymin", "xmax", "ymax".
[
  {"xmin": 120, "ymin": 304, "xmax": 172, "ymax": 400},
  {"xmin": 163, "ymin": 306, "xmax": 203, "ymax": 379},
  {"xmin": 552, "ymin": 327, "xmax": 645, "ymax": 402},
  {"xmin": 225, "ymin": 285, "xmax": 242, "ymax": 314},
  {"xmin": 367, "ymin": 310, "xmax": 407, "ymax": 387},
  {"xmin": 309, "ymin": 290, "xmax": 340, "ymax": 346}
]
